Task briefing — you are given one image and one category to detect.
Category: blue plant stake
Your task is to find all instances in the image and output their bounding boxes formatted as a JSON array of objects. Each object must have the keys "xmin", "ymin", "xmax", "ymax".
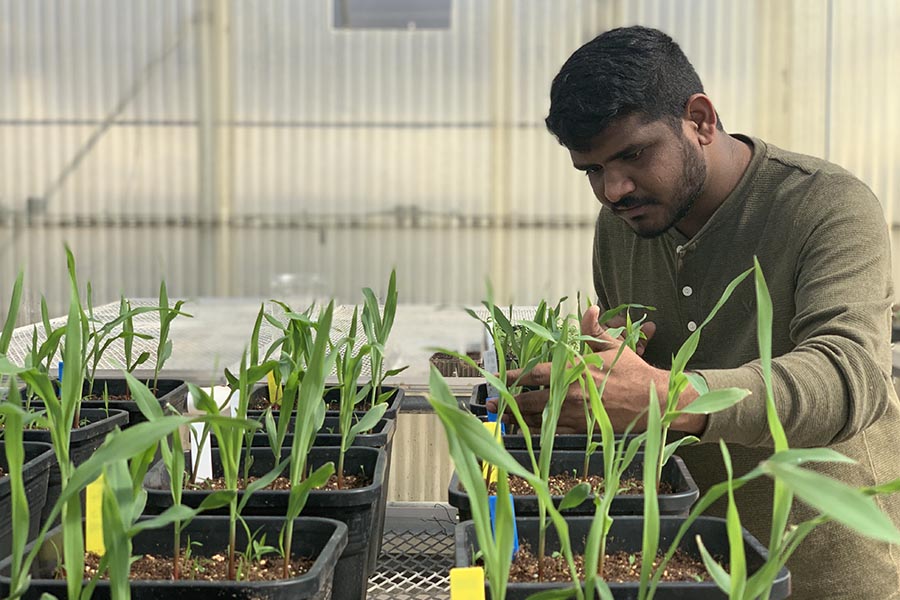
[
  {"xmin": 489, "ymin": 493, "xmax": 520, "ymax": 559},
  {"xmin": 485, "ymin": 407, "xmax": 506, "ymax": 434},
  {"xmin": 57, "ymin": 361, "xmax": 63, "ymax": 397}
]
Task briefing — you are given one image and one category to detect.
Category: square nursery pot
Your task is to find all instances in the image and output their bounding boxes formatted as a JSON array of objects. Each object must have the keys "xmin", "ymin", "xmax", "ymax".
[
  {"xmin": 209, "ymin": 416, "xmax": 397, "ymax": 576},
  {"xmin": 0, "ymin": 441, "xmax": 54, "ymax": 558},
  {"xmin": 143, "ymin": 446, "xmax": 385, "ymax": 600},
  {"xmin": 22, "ymin": 408, "xmax": 129, "ymax": 524},
  {"xmin": 449, "ymin": 449, "xmax": 699, "ymax": 522},
  {"xmin": 456, "ymin": 516, "xmax": 790, "ymax": 600},
  {"xmin": 0, "ymin": 515, "xmax": 348, "ymax": 600},
  {"xmin": 248, "ymin": 384, "xmax": 404, "ymax": 421},
  {"xmin": 429, "ymin": 351, "xmax": 483, "ymax": 377},
  {"xmin": 78, "ymin": 377, "xmax": 188, "ymax": 426}
]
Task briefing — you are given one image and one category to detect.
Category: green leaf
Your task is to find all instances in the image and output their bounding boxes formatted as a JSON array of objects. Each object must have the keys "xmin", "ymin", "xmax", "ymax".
[
  {"xmin": 348, "ymin": 403, "xmax": 388, "ymax": 439},
  {"xmin": 559, "ymin": 481, "xmax": 592, "ymax": 511},
  {"xmin": 762, "ymin": 460, "xmax": 900, "ymax": 544},
  {"xmin": 696, "ymin": 535, "xmax": 731, "ymax": 593},
  {"xmin": 766, "ymin": 448, "xmax": 856, "ymax": 466},
  {"xmin": 660, "ymin": 436, "xmax": 699, "ymax": 466},
  {"xmin": 0, "ymin": 270, "xmax": 24, "ymax": 354},
  {"xmin": 678, "ymin": 387, "xmax": 749, "ymax": 414},
  {"xmin": 685, "ymin": 372, "xmax": 709, "ymax": 395}
]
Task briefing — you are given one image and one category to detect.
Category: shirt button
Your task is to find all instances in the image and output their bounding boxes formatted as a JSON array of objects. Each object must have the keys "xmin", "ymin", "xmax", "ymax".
[
  {"xmin": 682, "ymin": 286, "xmax": 693, "ymax": 297},
  {"xmin": 687, "ymin": 321, "xmax": 697, "ymax": 332}
]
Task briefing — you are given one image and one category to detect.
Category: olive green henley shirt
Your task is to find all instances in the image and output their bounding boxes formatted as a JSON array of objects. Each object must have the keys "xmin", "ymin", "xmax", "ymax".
[{"xmin": 592, "ymin": 135, "xmax": 900, "ymax": 599}]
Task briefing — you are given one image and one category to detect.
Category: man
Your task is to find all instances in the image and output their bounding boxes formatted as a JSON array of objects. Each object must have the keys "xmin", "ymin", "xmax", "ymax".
[{"xmin": 488, "ymin": 26, "xmax": 900, "ymax": 599}]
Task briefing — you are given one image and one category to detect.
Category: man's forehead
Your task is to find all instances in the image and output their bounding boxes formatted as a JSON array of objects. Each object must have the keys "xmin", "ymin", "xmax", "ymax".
[{"xmin": 573, "ymin": 115, "xmax": 670, "ymax": 159}]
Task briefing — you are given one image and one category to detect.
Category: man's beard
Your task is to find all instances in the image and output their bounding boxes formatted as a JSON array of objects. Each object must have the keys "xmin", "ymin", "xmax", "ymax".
[{"xmin": 624, "ymin": 137, "xmax": 707, "ymax": 239}]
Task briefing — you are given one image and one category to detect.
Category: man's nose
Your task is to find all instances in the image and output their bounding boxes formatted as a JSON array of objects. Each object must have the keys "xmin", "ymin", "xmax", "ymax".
[{"xmin": 603, "ymin": 172, "xmax": 636, "ymax": 204}]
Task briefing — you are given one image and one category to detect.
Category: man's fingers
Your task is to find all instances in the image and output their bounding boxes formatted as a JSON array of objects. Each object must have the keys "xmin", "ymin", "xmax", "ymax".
[
  {"xmin": 635, "ymin": 321, "xmax": 657, "ymax": 356},
  {"xmin": 580, "ymin": 305, "xmax": 620, "ymax": 353},
  {"xmin": 510, "ymin": 362, "xmax": 552, "ymax": 387}
]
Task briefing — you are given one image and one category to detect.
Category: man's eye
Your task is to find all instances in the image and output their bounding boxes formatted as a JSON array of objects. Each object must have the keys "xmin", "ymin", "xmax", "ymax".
[
  {"xmin": 623, "ymin": 149, "xmax": 644, "ymax": 161},
  {"xmin": 583, "ymin": 166, "xmax": 601, "ymax": 176}
]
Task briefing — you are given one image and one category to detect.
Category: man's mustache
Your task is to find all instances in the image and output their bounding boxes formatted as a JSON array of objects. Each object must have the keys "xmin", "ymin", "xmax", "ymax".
[{"xmin": 613, "ymin": 196, "xmax": 657, "ymax": 210}]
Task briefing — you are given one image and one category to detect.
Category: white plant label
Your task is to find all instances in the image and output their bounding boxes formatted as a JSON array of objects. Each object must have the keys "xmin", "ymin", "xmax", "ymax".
[
  {"xmin": 187, "ymin": 386, "xmax": 235, "ymax": 482},
  {"xmin": 482, "ymin": 329, "xmax": 500, "ymax": 399}
]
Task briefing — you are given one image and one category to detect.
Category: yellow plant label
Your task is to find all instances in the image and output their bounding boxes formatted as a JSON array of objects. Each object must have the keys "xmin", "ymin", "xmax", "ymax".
[
  {"xmin": 481, "ymin": 421, "xmax": 503, "ymax": 484},
  {"xmin": 450, "ymin": 566, "xmax": 486, "ymax": 600},
  {"xmin": 267, "ymin": 371, "xmax": 282, "ymax": 405},
  {"xmin": 85, "ymin": 473, "xmax": 105, "ymax": 555}
]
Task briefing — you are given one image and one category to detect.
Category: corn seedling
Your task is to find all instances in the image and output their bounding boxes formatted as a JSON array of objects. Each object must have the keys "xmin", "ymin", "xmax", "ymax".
[
  {"xmin": 361, "ymin": 269, "xmax": 406, "ymax": 407},
  {"xmin": 189, "ymin": 352, "xmax": 278, "ymax": 580},
  {"xmin": 0, "ymin": 376, "xmax": 197, "ymax": 600},
  {"xmin": 334, "ymin": 307, "xmax": 384, "ymax": 489},
  {"xmin": 428, "ymin": 367, "xmax": 586, "ymax": 600},
  {"xmin": 678, "ymin": 261, "xmax": 900, "ymax": 600},
  {"xmin": 281, "ymin": 301, "xmax": 339, "ymax": 579}
]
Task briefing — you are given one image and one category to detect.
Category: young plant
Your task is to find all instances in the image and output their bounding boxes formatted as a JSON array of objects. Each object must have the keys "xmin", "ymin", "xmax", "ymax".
[
  {"xmin": 189, "ymin": 352, "xmax": 276, "ymax": 580},
  {"xmin": 0, "ymin": 374, "xmax": 199, "ymax": 600},
  {"xmin": 428, "ymin": 367, "xmax": 587, "ymax": 600},
  {"xmin": 334, "ymin": 307, "xmax": 384, "ymax": 489},
  {"xmin": 280, "ymin": 300, "xmax": 339, "ymax": 579},
  {"xmin": 682, "ymin": 261, "xmax": 900, "ymax": 600},
  {"xmin": 120, "ymin": 296, "xmax": 152, "ymax": 375},
  {"xmin": 361, "ymin": 269, "xmax": 405, "ymax": 407},
  {"xmin": 153, "ymin": 280, "xmax": 189, "ymax": 393},
  {"xmin": 0, "ymin": 383, "xmax": 47, "ymax": 599}
]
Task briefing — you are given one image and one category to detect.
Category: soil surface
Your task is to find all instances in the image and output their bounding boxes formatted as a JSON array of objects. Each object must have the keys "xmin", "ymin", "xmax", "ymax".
[
  {"xmin": 507, "ymin": 544, "xmax": 711, "ymax": 584},
  {"xmin": 0, "ymin": 466, "xmax": 5, "ymax": 477},
  {"xmin": 481, "ymin": 472, "xmax": 673, "ymax": 497},
  {"xmin": 186, "ymin": 472, "xmax": 371, "ymax": 491},
  {"xmin": 78, "ymin": 550, "xmax": 313, "ymax": 581},
  {"xmin": 84, "ymin": 387, "xmax": 162, "ymax": 401}
]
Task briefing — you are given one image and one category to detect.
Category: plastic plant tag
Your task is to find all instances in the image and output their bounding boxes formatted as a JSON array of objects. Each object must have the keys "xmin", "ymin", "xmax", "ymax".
[
  {"xmin": 187, "ymin": 386, "xmax": 235, "ymax": 481},
  {"xmin": 485, "ymin": 409, "xmax": 506, "ymax": 433},
  {"xmin": 189, "ymin": 422, "xmax": 214, "ymax": 481},
  {"xmin": 266, "ymin": 370, "xmax": 282, "ymax": 406},
  {"xmin": 482, "ymin": 329, "xmax": 500, "ymax": 398},
  {"xmin": 481, "ymin": 418, "xmax": 504, "ymax": 484},
  {"xmin": 85, "ymin": 473, "xmax": 105, "ymax": 555},
  {"xmin": 489, "ymin": 493, "xmax": 520, "ymax": 558},
  {"xmin": 450, "ymin": 566, "xmax": 486, "ymax": 600}
]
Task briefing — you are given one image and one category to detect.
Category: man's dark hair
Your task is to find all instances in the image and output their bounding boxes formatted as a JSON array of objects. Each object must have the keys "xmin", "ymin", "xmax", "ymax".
[{"xmin": 546, "ymin": 26, "xmax": 714, "ymax": 151}]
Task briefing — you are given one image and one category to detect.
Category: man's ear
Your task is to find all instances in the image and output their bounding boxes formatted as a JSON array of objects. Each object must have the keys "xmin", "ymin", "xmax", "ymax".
[{"xmin": 684, "ymin": 93, "xmax": 718, "ymax": 145}]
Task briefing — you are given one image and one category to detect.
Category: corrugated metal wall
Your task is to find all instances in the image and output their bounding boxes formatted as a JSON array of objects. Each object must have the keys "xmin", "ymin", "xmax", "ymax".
[{"xmin": 1, "ymin": 0, "xmax": 898, "ymax": 321}]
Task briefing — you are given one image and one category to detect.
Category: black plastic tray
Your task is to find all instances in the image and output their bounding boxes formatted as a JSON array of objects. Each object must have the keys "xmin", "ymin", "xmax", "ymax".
[
  {"xmin": 22, "ymin": 407, "xmax": 129, "ymax": 522},
  {"xmin": 449, "ymin": 449, "xmax": 699, "ymax": 520},
  {"xmin": 143, "ymin": 446, "xmax": 385, "ymax": 600},
  {"xmin": 0, "ymin": 441, "xmax": 54, "ymax": 557},
  {"xmin": 79, "ymin": 377, "xmax": 188, "ymax": 425},
  {"xmin": 456, "ymin": 515, "xmax": 790, "ymax": 599},
  {"xmin": 0, "ymin": 515, "xmax": 348, "ymax": 600}
]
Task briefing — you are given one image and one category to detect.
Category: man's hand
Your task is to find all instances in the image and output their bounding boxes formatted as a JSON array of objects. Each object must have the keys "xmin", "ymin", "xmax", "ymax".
[{"xmin": 484, "ymin": 305, "xmax": 706, "ymax": 435}]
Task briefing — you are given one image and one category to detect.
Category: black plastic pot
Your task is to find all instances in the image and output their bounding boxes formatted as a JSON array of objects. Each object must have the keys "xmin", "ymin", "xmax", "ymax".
[
  {"xmin": 214, "ymin": 416, "xmax": 396, "ymax": 576},
  {"xmin": 22, "ymin": 408, "xmax": 129, "ymax": 523},
  {"xmin": 79, "ymin": 377, "xmax": 188, "ymax": 426},
  {"xmin": 143, "ymin": 446, "xmax": 385, "ymax": 600},
  {"xmin": 456, "ymin": 516, "xmax": 790, "ymax": 599},
  {"xmin": 248, "ymin": 384, "xmax": 405, "ymax": 420},
  {"xmin": 449, "ymin": 450, "xmax": 699, "ymax": 521},
  {"xmin": 207, "ymin": 416, "xmax": 396, "ymax": 576},
  {"xmin": 0, "ymin": 441, "xmax": 54, "ymax": 558},
  {"xmin": 0, "ymin": 515, "xmax": 348, "ymax": 600}
]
